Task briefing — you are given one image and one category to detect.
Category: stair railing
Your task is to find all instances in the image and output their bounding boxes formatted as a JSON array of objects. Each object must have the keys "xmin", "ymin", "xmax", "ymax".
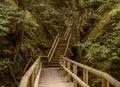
[
  {"xmin": 19, "ymin": 57, "xmax": 42, "ymax": 87},
  {"xmin": 60, "ymin": 56, "xmax": 120, "ymax": 87},
  {"xmin": 64, "ymin": 26, "xmax": 72, "ymax": 40},
  {"xmin": 64, "ymin": 26, "xmax": 71, "ymax": 38},
  {"xmin": 48, "ymin": 34, "xmax": 60, "ymax": 62},
  {"xmin": 47, "ymin": 34, "xmax": 59, "ymax": 57},
  {"xmin": 64, "ymin": 34, "xmax": 71, "ymax": 56}
]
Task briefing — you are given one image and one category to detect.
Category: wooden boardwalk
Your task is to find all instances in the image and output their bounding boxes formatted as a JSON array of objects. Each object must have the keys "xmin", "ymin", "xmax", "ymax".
[
  {"xmin": 39, "ymin": 68, "xmax": 73, "ymax": 87},
  {"xmin": 19, "ymin": 26, "xmax": 120, "ymax": 87}
]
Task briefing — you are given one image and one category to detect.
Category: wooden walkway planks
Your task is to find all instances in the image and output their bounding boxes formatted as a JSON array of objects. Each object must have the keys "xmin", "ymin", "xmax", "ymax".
[{"xmin": 39, "ymin": 68, "xmax": 73, "ymax": 87}]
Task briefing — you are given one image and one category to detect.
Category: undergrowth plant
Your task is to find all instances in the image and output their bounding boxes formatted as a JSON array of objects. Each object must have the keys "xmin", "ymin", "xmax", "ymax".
[
  {"xmin": 0, "ymin": 3, "xmax": 38, "ymax": 37},
  {"xmin": 78, "ymin": 30, "xmax": 120, "ymax": 61}
]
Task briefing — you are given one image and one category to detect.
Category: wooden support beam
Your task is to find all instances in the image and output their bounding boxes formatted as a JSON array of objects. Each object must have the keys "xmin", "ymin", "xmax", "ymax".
[
  {"xmin": 83, "ymin": 69, "xmax": 88, "ymax": 84},
  {"xmin": 19, "ymin": 58, "xmax": 42, "ymax": 87},
  {"xmin": 67, "ymin": 61, "xmax": 71, "ymax": 82},
  {"xmin": 63, "ymin": 60, "xmax": 67, "ymax": 76},
  {"xmin": 31, "ymin": 70, "xmax": 35, "ymax": 87},
  {"xmin": 61, "ymin": 56, "xmax": 120, "ymax": 87},
  {"xmin": 102, "ymin": 78, "xmax": 109, "ymax": 87},
  {"xmin": 60, "ymin": 63, "xmax": 89, "ymax": 87},
  {"xmin": 73, "ymin": 64, "xmax": 77, "ymax": 87}
]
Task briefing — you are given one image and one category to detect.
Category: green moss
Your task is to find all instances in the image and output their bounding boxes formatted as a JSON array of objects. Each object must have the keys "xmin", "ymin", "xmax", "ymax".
[{"xmin": 87, "ymin": 3, "xmax": 120, "ymax": 41}]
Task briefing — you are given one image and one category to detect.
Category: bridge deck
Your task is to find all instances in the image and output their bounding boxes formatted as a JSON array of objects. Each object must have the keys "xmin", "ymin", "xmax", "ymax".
[{"xmin": 39, "ymin": 68, "xmax": 73, "ymax": 87}]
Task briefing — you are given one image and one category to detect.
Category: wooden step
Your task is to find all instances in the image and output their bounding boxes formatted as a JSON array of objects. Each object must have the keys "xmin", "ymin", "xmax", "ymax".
[
  {"xmin": 55, "ymin": 50, "xmax": 65, "ymax": 52},
  {"xmin": 56, "ymin": 48, "xmax": 66, "ymax": 50},
  {"xmin": 57, "ymin": 45, "xmax": 67, "ymax": 48},
  {"xmin": 52, "ymin": 54, "xmax": 61, "ymax": 57},
  {"xmin": 51, "ymin": 58, "xmax": 60, "ymax": 62},
  {"xmin": 55, "ymin": 49, "xmax": 65, "ymax": 51},
  {"xmin": 51, "ymin": 59, "xmax": 59, "ymax": 61},
  {"xmin": 59, "ymin": 40, "xmax": 67, "ymax": 43},
  {"xmin": 58, "ymin": 43, "xmax": 67, "ymax": 46},
  {"xmin": 54, "ymin": 52, "xmax": 65, "ymax": 55},
  {"xmin": 55, "ymin": 50, "xmax": 65, "ymax": 53},
  {"xmin": 51, "ymin": 57, "xmax": 59, "ymax": 59},
  {"xmin": 57, "ymin": 46, "xmax": 66, "ymax": 49},
  {"xmin": 47, "ymin": 62, "xmax": 60, "ymax": 67}
]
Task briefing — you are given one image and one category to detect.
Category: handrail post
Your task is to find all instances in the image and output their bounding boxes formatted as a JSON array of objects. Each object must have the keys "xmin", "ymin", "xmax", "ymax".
[
  {"xmin": 83, "ymin": 69, "xmax": 88, "ymax": 84},
  {"xmin": 67, "ymin": 61, "xmax": 71, "ymax": 82},
  {"xmin": 59, "ymin": 58, "xmax": 62, "ymax": 69},
  {"xmin": 102, "ymin": 78, "xmax": 109, "ymax": 87},
  {"xmin": 61, "ymin": 56, "xmax": 120, "ymax": 87},
  {"xmin": 31, "ymin": 71, "xmax": 35, "ymax": 87},
  {"xmin": 63, "ymin": 59, "xmax": 67, "ymax": 76},
  {"xmin": 27, "ymin": 81, "xmax": 30, "ymax": 87},
  {"xmin": 73, "ymin": 64, "xmax": 77, "ymax": 87}
]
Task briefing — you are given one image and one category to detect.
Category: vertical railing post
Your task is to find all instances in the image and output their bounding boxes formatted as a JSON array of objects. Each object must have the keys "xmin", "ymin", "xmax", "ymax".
[
  {"xmin": 60, "ymin": 58, "xmax": 65, "ymax": 76},
  {"xmin": 83, "ymin": 69, "xmax": 88, "ymax": 84},
  {"xmin": 102, "ymin": 78, "xmax": 109, "ymax": 87},
  {"xmin": 34, "ymin": 63, "xmax": 38, "ymax": 78},
  {"xmin": 73, "ymin": 64, "xmax": 77, "ymax": 87},
  {"xmin": 31, "ymin": 71, "xmax": 35, "ymax": 87},
  {"xmin": 27, "ymin": 80, "xmax": 30, "ymax": 87},
  {"xmin": 63, "ymin": 59, "xmax": 66, "ymax": 76},
  {"xmin": 67, "ymin": 61, "xmax": 71, "ymax": 82},
  {"xmin": 59, "ymin": 58, "xmax": 62, "ymax": 69}
]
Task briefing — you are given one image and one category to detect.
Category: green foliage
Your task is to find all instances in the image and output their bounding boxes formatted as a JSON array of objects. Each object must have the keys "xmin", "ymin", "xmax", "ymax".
[
  {"xmin": 79, "ymin": 41, "xmax": 110, "ymax": 60},
  {"xmin": 89, "ymin": 13, "xmax": 102, "ymax": 20},
  {"xmin": 0, "ymin": 58, "xmax": 10, "ymax": 70},
  {"xmin": 1, "ymin": 85, "xmax": 5, "ymax": 87},
  {"xmin": 0, "ymin": 3, "xmax": 38, "ymax": 38},
  {"xmin": 114, "ymin": 21, "xmax": 120, "ymax": 30},
  {"xmin": 112, "ymin": 0, "xmax": 120, "ymax": 2},
  {"xmin": 41, "ymin": 8, "xmax": 60, "ymax": 16},
  {"xmin": 78, "ymin": 30, "xmax": 120, "ymax": 61},
  {"xmin": 0, "ymin": 4, "xmax": 19, "ymax": 36},
  {"xmin": 79, "ymin": 0, "xmax": 120, "ymax": 9},
  {"xmin": 40, "ymin": 8, "xmax": 65, "ymax": 35}
]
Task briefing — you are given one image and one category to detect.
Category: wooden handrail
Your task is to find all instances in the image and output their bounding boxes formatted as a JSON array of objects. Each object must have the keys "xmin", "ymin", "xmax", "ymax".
[
  {"xmin": 34, "ymin": 62, "xmax": 42, "ymax": 87},
  {"xmin": 19, "ymin": 57, "xmax": 42, "ymax": 87},
  {"xmin": 48, "ymin": 38, "xmax": 60, "ymax": 62},
  {"xmin": 60, "ymin": 63, "xmax": 89, "ymax": 87},
  {"xmin": 47, "ymin": 34, "xmax": 59, "ymax": 58},
  {"xmin": 64, "ymin": 26, "xmax": 71, "ymax": 37},
  {"xmin": 64, "ymin": 26, "xmax": 71, "ymax": 40},
  {"xmin": 60, "ymin": 56, "xmax": 120, "ymax": 87},
  {"xmin": 64, "ymin": 34, "xmax": 71, "ymax": 56}
]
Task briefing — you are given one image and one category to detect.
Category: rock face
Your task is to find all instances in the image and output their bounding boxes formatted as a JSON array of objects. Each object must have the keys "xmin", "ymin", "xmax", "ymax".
[{"xmin": 82, "ymin": 3, "xmax": 120, "ymax": 86}]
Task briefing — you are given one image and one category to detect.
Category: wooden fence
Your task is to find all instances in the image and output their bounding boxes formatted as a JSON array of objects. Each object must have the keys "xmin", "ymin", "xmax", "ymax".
[
  {"xmin": 60, "ymin": 56, "xmax": 120, "ymax": 87},
  {"xmin": 19, "ymin": 57, "xmax": 42, "ymax": 87}
]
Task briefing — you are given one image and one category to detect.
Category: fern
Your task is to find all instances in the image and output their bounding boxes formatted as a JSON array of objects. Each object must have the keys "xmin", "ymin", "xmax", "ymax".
[
  {"xmin": 0, "ymin": 3, "xmax": 39, "ymax": 37},
  {"xmin": 0, "ymin": 58, "xmax": 10, "ymax": 70},
  {"xmin": 79, "ymin": 30, "xmax": 120, "ymax": 61}
]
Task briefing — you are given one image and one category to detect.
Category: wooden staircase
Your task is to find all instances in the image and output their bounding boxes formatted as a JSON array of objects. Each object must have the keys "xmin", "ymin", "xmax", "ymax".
[
  {"xmin": 47, "ymin": 39, "xmax": 68, "ymax": 67},
  {"xmin": 19, "ymin": 25, "xmax": 120, "ymax": 87},
  {"xmin": 44, "ymin": 26, "xmax": 72, "ymax": 67}
]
